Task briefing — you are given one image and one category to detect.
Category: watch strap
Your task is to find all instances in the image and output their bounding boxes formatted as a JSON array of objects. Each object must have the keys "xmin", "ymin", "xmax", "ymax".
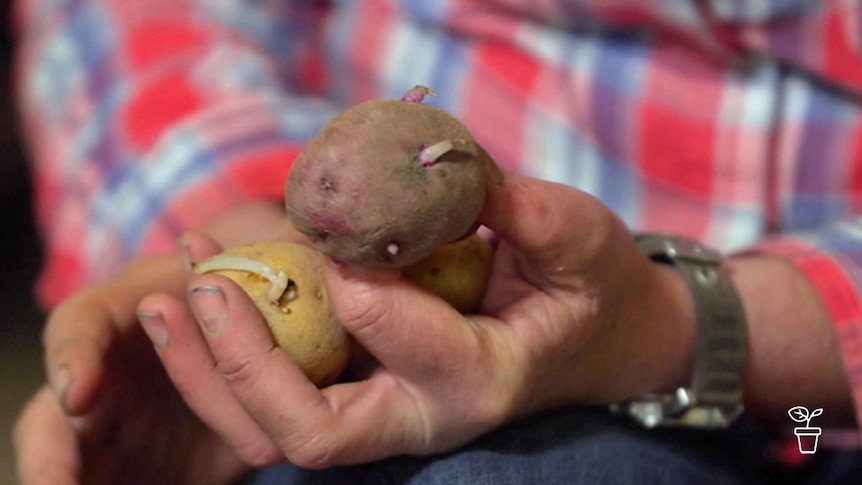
[{"xmin": 612, "ymin": 234, "xmax": 747, "ymax": 428}]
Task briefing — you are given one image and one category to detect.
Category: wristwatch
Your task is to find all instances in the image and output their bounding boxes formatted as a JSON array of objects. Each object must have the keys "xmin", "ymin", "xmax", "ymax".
[{"xmin": 610, "ymin": 234, "xmax": 748, "ymax": 429}]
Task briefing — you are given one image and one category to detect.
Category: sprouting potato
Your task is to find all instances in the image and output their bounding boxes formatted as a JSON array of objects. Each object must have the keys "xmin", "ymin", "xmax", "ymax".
[
  {"xmin": 194, "ymin": 241, "xmax": 350, "ymax": 386},
  {"xmin": 284, "ymin": 86, "xmax": 494, "ymax": 268}
]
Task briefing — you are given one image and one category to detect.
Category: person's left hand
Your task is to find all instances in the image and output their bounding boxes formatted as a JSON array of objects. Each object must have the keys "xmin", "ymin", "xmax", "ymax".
[
  {"xmin": 141, "ymin": 168, "xmax": 697, "ymax": 470},
  {"xmin": 13, "ymin": 253, "xmax": 252, "ymax": 485},
  {"xmin": 12, "ymin": 200, "xmax": 299, "ymax": 484}
]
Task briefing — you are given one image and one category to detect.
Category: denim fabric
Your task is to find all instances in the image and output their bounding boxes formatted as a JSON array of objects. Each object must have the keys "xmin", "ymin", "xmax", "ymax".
[{"xmin": 246, "ymin": 407, "xmax": 785, "ymax": 485}]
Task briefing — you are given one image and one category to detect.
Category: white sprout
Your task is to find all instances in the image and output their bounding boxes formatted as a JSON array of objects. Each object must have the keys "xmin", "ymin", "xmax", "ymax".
[
  {"xmin": 386, "ymin": 242, "xmax": 400, "ymax": 256},
  {"xmin": 418, "ymin": 138, "xmax": 470, "ymax": 167},
  {"xmin": 419, "ymin": 140, "xmax": 454, "ymax": 167},
  {"xmin": 194, "ymin": 254, "xmax": 293, "ymax": 304}
]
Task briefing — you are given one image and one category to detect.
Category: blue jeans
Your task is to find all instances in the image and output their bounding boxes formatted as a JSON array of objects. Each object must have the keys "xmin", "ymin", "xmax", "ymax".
[{"xmin": 244, "ymin": 407, "xmax": 855, "ymax": 484}]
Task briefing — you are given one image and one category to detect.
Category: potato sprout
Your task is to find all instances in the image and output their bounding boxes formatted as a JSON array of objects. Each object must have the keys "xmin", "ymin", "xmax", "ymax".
[
  {"xmin": 194, "ymin": 254, "xmax": 294, "ymax": 304},
  {"xmin": 419, "ymin": 138, "xmax": 465, "ymax": 167}
]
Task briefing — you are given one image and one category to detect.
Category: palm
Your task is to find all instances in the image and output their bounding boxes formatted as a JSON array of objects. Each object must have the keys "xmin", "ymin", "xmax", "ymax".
[{"xmin": 473, "ymin": 239, "xmax": 617, "ymax": 413}]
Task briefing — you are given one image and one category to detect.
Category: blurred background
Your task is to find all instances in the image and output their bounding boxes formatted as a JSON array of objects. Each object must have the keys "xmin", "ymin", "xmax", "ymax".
[{"xmin": 0, "ymin": 0, "xmax": 50, "ymax": 482}]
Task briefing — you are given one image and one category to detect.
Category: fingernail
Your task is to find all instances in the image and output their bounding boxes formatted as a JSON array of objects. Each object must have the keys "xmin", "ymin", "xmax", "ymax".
[
  {"xmin": 177, "ymin": 237, "xmax": 194, "ymax": 276},
  {"xmin": 190, "ymin": 285, "xmax": 228, "ymax": 334},
  {"xmin": 138, "ymin": 311, "xmax": 169, "ymax": 350},
  {"xmin": 52, "ymin": 366, "xmax": 71, "ymax": 407}
]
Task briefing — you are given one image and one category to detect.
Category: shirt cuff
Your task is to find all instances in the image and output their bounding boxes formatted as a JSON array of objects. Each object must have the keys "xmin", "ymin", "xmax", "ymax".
[{"xmin": 753, "ymin": 235, "xmax": 862, "ymax": 429}]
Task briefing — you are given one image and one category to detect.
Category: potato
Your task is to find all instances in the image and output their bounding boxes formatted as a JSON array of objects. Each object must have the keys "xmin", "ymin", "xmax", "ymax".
[
  {"xmin": 194, "ymin": 241, "xmax": 350, "ymax": 386},
  {"xmin": 402, "ymin": 233, "xmax": 494, "ymax": 314},
  {"xmin": 285, "ymin": 94, "xmax": 493, "ymax": 268}
]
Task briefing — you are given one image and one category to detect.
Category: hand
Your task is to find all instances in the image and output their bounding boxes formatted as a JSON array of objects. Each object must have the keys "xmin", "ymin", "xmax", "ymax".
[
  {"xmin": 145, "ymin": 168, "xmax": 698, "ymax": 469},
  {"xmin": 13, "ymin": 201, "xmax": 296, "ymax": 484},
  {"xmin": 13, "ymin": 255, "xmax": 249, "ymax": 484}
]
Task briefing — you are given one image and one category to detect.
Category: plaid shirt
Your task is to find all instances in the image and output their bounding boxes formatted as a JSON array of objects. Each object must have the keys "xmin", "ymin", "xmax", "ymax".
[{"xmin": 13, "ymin": 0, "xmax": 862, "ymax": 433}]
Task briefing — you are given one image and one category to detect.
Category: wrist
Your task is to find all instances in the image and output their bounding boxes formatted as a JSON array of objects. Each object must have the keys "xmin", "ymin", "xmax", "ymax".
[
  {"xmin": 624, "ymin": 260, "xmax": 698, "ymax": 396},
  {"xmin": 580, "ymin": 245, "xmax": 697, "ymax": 404},
  {"xmin": 650, "ymin": 263, "xmax": 698, "ymax": 391}
]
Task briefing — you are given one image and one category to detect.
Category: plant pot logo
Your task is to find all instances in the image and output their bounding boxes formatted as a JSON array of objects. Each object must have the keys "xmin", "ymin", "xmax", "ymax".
[{"xmin": 788, "ymin": 406, "xmax": 823, "ymax": 454}]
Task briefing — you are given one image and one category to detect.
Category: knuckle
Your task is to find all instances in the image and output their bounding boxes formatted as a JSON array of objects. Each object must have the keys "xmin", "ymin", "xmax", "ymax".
[
  {"xmin": 579, "ymin": 204, "xmax": 619, "ymax": 257},
  {"xmin": 333, "ymin": 285, "xmax": 392, "ymax": 338},
  {"xmin": 216, "ymin": 352, "xmax": 267, "ymax": 394},
  {"xmin": 235, "ymin": 440, "xmax": 283, "ymax": 468},
  {"xmin": 285, "ymin": 439, "xmax": 338, "ymax": 470},
  {"xmin": 277, "ymin": 420, "xmax": 342, "ymax": 469},
  {"xmin": 507, "ymin": 181, "xmax": 572, "ymax": 255}
]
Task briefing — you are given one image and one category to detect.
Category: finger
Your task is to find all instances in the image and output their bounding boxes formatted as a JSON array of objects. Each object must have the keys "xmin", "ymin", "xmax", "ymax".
[
  {"xmin": 479, "ymin": 168, "xmax": 632, "ymax": 281},
  {"xmin": 178, "ymin": 230, "xmax": 223, "ymax": 271},
  {"xmin": 185, "ymin": 273, "xmax": 345, "ymax": 460},
  {"xmin": 476, "ymin": 224, "xmax": 499, "ymax": 248},
  {"xmin": 186, "ymin": 273, "xmax": 441, "ymax": 467},
  {"xmin": 42, "ymin": 303, "xmax": 112, "ymax": 416},
  {"xmin": 318, "ymin": 264, "xmax": 518, "ymax": 461},
  {"xmin": 43, "ymin": 255, "xmax": 185, "ymax": 414},
  {"xmin": 137, "ymin": 291, "xmax": 283, "ymax": 466},
  {"xmin": 322, "ymin": 264, "xmax": 485, "ymax": 382},
  {"xmin": 14, "ymin": 386, "xmax": 80, "ymax": 485}
]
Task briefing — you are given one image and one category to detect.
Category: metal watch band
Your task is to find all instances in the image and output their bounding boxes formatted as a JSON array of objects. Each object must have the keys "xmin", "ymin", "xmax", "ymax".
[{"xmin": 611, "ymin": 234, "xmax": 747, "ymax": 428}]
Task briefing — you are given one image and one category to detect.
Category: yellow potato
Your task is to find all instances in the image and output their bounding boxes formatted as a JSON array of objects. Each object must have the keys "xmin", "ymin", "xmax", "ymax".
[
  {"xmin": 194, "ymin": 241, "xmax": 349, "ymax": 385},
  {"xmin": 402, "ymin": 233, "xmax": 494, "ymax": 313}
]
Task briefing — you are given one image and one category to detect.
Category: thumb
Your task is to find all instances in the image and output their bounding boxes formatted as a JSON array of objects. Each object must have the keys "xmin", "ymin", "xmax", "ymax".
[
  {"xmin": 322, "ymin": 263, "xmax": 476, "ymax": 380},
  {"xmin": 479, "ymin": 168, "xmax": 630, "ymax": 281}
]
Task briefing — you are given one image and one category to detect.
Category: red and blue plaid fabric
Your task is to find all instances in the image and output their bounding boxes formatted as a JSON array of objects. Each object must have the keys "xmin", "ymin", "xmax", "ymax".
[{"xmin": 13, "ymin": 0, "xmax": 862, "ymax": 428}]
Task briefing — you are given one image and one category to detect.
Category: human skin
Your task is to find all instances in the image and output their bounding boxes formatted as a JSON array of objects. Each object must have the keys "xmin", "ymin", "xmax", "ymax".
[
  {"xmin": 14, "ymin": 170, "xmax": 855, "ymax": 482},
  {"xmin": 13, "ymin": 201, "xmax": 296, "ymax": 485}
]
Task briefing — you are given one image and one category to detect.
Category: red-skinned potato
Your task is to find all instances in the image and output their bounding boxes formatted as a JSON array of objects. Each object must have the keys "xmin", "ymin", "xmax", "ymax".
[{"xmin": 284, "ymin": 87, "xmax": 495, "ymax": 268}]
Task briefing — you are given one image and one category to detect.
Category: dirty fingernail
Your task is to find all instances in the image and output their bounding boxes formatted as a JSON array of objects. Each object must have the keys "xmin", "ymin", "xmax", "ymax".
[
  {"xmin": 177, "ymin": 237, "xmax": 194, "ymax": 276},
  {"xmin": 190, "ymin": 285, "xmax": 228, "ymax": 334}
]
